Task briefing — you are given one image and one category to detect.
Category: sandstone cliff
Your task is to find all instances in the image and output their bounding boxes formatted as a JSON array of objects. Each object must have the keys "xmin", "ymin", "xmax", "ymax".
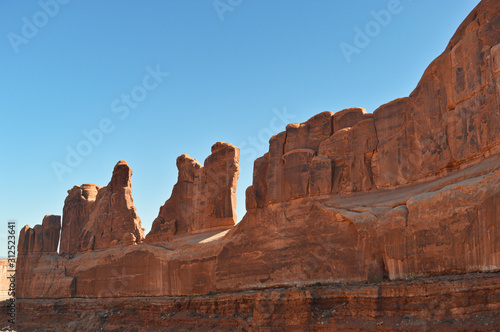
[
  {"xmin": 146, "ymin": 142, "xmax": 240, "ymax": 243},
  {"xmin": 217, "ymin": 0, "xmax": 500, "ymax": 289},
  {"xmin": 16, "ymin": 0, "xmax": 500, "ymax": 307},
  {"xmin": 15, "ymin": 272, "xmax": 500, "ymax": 331},
  {"xmin": 59, "ymin": 160, "xmax": 144, "ymax": 255},
  {"xmin": 16, "ymin": 215, "xmax": 75, "ymax": 299},
  {"xmin": 0, "ymin": 259, "xmax": 11, "ymax": 301}
]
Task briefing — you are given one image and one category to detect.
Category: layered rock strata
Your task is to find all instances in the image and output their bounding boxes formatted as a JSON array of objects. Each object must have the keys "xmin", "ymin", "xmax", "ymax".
[
  {"xmin": 0, "ymin": 259, "xmax": 11, "ymax": 300},
  {"xmin": 16, "ymin": 273, "xmax": 500, "ymax": 331}
]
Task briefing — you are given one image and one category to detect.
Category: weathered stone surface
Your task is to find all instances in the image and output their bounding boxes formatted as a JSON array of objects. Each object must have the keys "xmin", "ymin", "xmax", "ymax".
[
  {"xmin": 60, "ymin": 184, "xmax": 99, "ymax": 255},
  {"xmin": 373, "ymin": 0, "xmax": 500, "ymax": 188},
  {"xmin": 319, "ymin": 118, "xmax": 378, "ymax": 193},
  {"xmin": 380, "ymin": 170, "xmax": 500, "ymax": 278},
  {"xmin": 0, "ymin": 259, "xmax": 10, "ymax": 300},
  {"xmin": 60, "ymin": 161, "xmax": 144, "ymax": 254},
  {"xmin": 309, "ymin": 156, "xmax": 332, "ymax": 196},
  {"xmin": 121, "ymin": 233, "xmax": 137, "ymax": 246},
  {"xmin": 266, "ymin": 132, "xmax": 287, "ymax": 203},
  {"xmin": 283, "ymin": 149, "xmax": 315, "ymax": 198},
  {"xmin": 333, "ymin": 107, "xmax": 370, "ymax": 132},
  {"xmin": 284, "ymin": 111, "xmax": 333, "ymax": 154},
  {"xmin": 32, "ymin": 224, "xmax": 44, "ymax": 253},
  {"xmin": 146, "ymin": 142, "xmax": 240, "ymax": 243},
  {"xmin": 19, "ymin": 215, "xmax": 61, "ymax": 254},
  {"xmin": 18, "ymin": 225, "xmax": 34, "ymax": 254},
  {"xmin": 41, "ymin": 215, "xmax": 61, "ymax": 253},
  {"xmin": 217, "ymin": 157, "xmax": 500, "ymax": 292},
  {"xmin": 14, "ymin": 2, "xmax": 500, "ymax": 323},
  {"xmin": 16, "ymin": 252, "xmax": 76, "ymax": 299},
  {"xmin": 16, "ymin": 215, "xmax": 75, "ymax": 299},
  {"xmin": 245, "ymin": 153, "xmax": 269, "ymax": 210},
  {"xmin": 15, "ymin": 273, "xmax": 500, "ymax": 331}
]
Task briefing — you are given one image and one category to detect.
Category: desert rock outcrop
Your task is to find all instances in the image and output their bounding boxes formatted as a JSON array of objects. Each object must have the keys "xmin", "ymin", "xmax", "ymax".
[
  {"xmin": 146, "ymin": 142, "xmax": 240, "ymax": 242},
  {"xmin": 59, "ymin": 160, "xmax": 144, "ymax": 255},
  {"xmin": 15, "ymin": 0, "xmax": 500, "ymax": 316}
]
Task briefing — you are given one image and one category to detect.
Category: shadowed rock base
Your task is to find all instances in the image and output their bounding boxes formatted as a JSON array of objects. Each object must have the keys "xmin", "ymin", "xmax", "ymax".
[{"xmin": 14, "ymin": 272, "xmax": 500, "ymax": 331}]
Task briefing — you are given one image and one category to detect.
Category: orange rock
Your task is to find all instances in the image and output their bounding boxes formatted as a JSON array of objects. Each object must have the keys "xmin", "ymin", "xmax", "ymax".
[
  {"xmin": 308, "ymin": 156, "xmax": 332, "ymax": 196},
  {"xmin": 266, "ymin": 132, "xmax": 287, "ymax": 203},
  {"xmin": 59, "ymin": 161, "xmax": 144, "ymax": 254},
  {"xmin": 246, "ymin": 153, "xmax": 269, "ymax": 210},
  {"xmin": 14, "ymin": 0, "xmax": 500, "ymax": 305},
  {"xmin": 319, "ymin": 118, "xmax": 377, "ymax": 193},
  {"xmin": 16, "ymin": 215, "xmax": 75, "ymax": 299},
  {"xmin": 333, "ymin": 107, "xmax": 369, "ymax": 133},
  {"xmin": 283, "ymin": 149, "xmax": 315, "ymax": 198},
  {"xmin": 146, "ymin": 142, "xmax": 240, "ymax": 242},
  {"xmin": 19, "ymin": 215, "xmax": 61, "ymax": 254},
  {"xmin": 41, "ymin": 215, "xmax": 61, "ymax": 253}
]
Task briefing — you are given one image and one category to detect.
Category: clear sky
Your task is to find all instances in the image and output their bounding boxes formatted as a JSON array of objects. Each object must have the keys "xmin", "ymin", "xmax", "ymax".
[{"xmin": 0, "ymin": 0, "xmax": 481, "ymax": 257}]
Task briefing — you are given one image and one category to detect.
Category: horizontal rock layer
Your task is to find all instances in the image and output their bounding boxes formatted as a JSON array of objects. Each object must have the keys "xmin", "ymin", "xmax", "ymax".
[{"xmin": 14, "ymin": 272, "xmax": 500, "ymax": 331}]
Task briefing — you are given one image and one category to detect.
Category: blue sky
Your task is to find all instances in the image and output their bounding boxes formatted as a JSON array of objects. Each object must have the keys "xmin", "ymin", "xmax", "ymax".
[{"xmin": 0, "ymin": 0, "xmax": 481, "ymax": 257}]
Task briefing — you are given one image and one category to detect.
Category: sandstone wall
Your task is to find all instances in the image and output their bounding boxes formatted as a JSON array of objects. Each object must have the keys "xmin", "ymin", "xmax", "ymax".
[
  {"xmin": 246, "ymin": 0, "xmax": 500, "ymax": 205},
  {"xmin": 221, "ymin": 0, "xmax": 500, "ymax": 290},
  {"xmin": 15, "ymin": 0, "xmax": 500, "ymax": 301},
  {"xmin": 17, "ymin": 215, "xmax": 75, "ymax": 299},
  {"xmin": 16, "ymin": 273, "xmax": 500, "ymax": 331},
  {"xmin": 0, "ymin": 259, "xmax": 10, "ymax": 300},
  {"xmin": 60, "ymin": 160, "xmax": 144, "ymax": 255},
  {"xmin": 146, "ymin": 142, "xmax": 240, "ymax": 242},
  {"xmin": 17, "ymin": 161, "xmax": 146, "ymax": 298}
]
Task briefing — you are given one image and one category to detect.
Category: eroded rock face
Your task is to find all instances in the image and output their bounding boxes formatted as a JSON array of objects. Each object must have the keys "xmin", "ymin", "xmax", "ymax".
[
  {"xmin": 146, "ymin": 142, "xmax": 240, "ymax": 243},
  {"xmin": 60, "ymin": 161, "xmax": 144, "ymax": 254},
  {"xmin": 18, "ymin": 215, "xmax": 61, "ymax": 254},
  {"xmin": 16, "ymin": 273, "xmax": 500, "ymax": 331},
  {"xmin": 247, "ymin": 0, "xmax": 500, "ymax": 207},
  {"xmin": 15, "ymin": 0, "xmax": 500, "ymax": 304},
  {"xmin": 16, "ymin": 216, "xmax": 75, "ymax": 299},
  {"xmin": 0, "ymin": 259, "xmax": 10, "ymax": 300}
]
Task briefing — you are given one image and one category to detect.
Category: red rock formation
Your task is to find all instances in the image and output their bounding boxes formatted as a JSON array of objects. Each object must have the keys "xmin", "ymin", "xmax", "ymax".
[
  {"xmin": 0, "ymin": 259, "xmax": 11, "ymax": 300},
  {"xmin": 246, "ymin": 0, "xmax": 500, "ymax": 203},
  {"xmin": 18, "ymin": 215, "xmax": 61, "ymax": 254},
  {"xmin": 146, "ymin": 142, "xmax": 240, "ymax": 242},
  {"xmin": 16, "ymin": 216, "xmax": 75, "ymax": 299},
  {"xmin": 16, "ymin": 161, "xmax": 145, "ymax": 298},
  {"xmin": 14, "ymin": 0, "xmax": 500, "ymax": 318},
  {"xmin": 15, "ymin": 273, "xmax": 500, "ymax": 331},
  {"xmin": 60, "ymin": 160, "xmax": 144, "ymax": 254},
  {"xmin": 220, "ymin": 0, "xmax": 500, "ymax": 289}
]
